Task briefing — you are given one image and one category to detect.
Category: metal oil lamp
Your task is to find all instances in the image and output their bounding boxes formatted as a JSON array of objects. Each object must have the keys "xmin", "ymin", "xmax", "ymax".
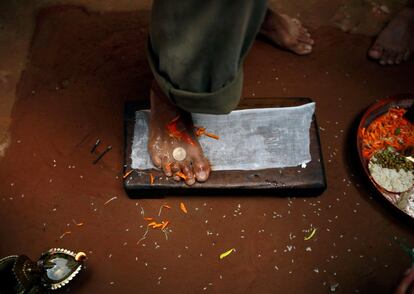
[{"xmin": 0, "ymin": 248, "xmax": 86, "ymax": 293}]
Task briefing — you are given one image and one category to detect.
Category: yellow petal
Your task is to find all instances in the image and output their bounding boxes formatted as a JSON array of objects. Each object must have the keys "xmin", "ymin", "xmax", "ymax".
[
  {"xmin": 219, "ymin": 248, "xmax": 235, "ymax": 259},
  {"xmin": 304, "ymin": 228, "xmax": 317, "ymax": 240}
]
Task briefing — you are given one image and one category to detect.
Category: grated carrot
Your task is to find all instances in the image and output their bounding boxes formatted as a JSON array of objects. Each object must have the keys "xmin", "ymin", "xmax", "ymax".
[
  {"xmin": 59, "ymin": 231, "xmax": 72, "ymax": 239},
  {"xmin": 180, "ymin": 202, "xmax": 188, "ymax": 214},
  {"xmin": 361, "ymin": 107, "xmax": 414, "ymax": 160},
  {"xmin": 175, "ymin": 171, "xmax": 187, "ymax": 181},
  {"xmin": 144, "ymin": 217, "xmax": 154, "ymax": 221},
  {"xmin": 194, "ymin": 126, "xmax": 219, "ymax": 139},
  {"xmin": 123, "ymin": 170, "xmax": 133, "ymax": 179},
  {"xmin": 149, "ymin": 173, "xmax": 155, "ymax": 185},
  {"xmin": 161, "ymin": 221, "xmax": 169, "ymax": 230},
  {"xmin": 195, "ymin": 127, "xmax": 206, "ymax": 137},
  {"xmin": 104, "ymin": 196, "xmax": 117, "ymax": 205},
  {"xmin": 205, "ymin": 132, "xmax": 219, "ymax": 140},
  {"xmin": 72, "ymin": 219, "xmax": 84, "ymax": 226}
]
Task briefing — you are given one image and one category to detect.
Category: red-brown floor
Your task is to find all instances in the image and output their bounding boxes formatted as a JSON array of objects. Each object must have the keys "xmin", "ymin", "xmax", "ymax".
[{"xmin": 0, "ymin": 6, "xmax": 413, "ymax": 293}]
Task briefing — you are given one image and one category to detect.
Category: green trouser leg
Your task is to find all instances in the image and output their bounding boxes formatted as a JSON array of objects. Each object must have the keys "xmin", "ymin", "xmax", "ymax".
[{"xmin": 148, "ymin": 0, "xmax": 267, "ymax": 114}]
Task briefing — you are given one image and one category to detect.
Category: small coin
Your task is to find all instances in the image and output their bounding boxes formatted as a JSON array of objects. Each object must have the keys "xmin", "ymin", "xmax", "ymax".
[{"xmin": 172, "ymin": 147, "xmax": 186, "ymax": 161}]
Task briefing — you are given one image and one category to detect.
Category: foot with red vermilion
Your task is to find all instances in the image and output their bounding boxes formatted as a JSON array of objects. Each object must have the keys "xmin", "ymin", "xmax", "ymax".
[{"xmin": 148, "ymin": 82, "xmax": 211, "ymax": 185}]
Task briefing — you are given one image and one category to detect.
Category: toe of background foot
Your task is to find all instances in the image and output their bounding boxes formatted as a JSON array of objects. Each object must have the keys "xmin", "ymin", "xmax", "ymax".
[
  {"xmin": 379, "ymin": 50, "xmax": 401, "ymax": 65},
  {"xmin": 292, "ymin": 43, "xmax": 313, "ymax": 55},
  {"xmin": 368, "ymin": 42, "xmax": 384, "ymax": 60}
]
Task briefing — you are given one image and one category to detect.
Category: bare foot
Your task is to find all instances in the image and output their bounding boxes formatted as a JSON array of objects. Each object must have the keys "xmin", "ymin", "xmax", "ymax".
[
  {"xmin": 369, "ymin": 7, "xmax": 414, "ymax": 65},
  {"xmin": 259, "ymin": 9, "xmax": 314, "ymax": 55},
  {"xmin": 148, "ymin": 83, "xmax": 211, "ymax": 185},
  {"xmin": 394, "ymin": 267, "xmax": 414, "ymax": 294}
]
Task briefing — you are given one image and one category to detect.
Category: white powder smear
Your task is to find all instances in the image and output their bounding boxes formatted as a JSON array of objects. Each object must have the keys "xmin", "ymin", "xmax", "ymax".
[{"xmin": 131, "ymin": 103, "xmax": 315, "ymax": 171}]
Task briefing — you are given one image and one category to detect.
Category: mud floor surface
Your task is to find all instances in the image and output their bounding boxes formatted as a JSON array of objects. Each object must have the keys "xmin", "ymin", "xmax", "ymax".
[{"xmin": 0, "ymin": 6, "xmax": 414, "ymax": 294}]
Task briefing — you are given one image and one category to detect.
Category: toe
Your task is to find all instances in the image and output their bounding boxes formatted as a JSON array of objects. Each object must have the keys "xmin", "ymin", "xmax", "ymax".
[
  {"xmin": 395, "ymin": 53, "xmax": 404, "ymax": 64},
  {"xmin": 299, "ymin": 27, "xmax": 309, "ymax": 35},
  {"xmin": 161, "ymin": 156, "xmax": 172, "ymax": 177},
  {"xmin": 171, "ymin": 162, "xmax": 181, "ymax": 181},
  {"xmin": 368, "ymin": 43, "xmax": 383, "ymax": 60},
  {"xmin": 193, "ymin": 158, "xmax": 211, "ymax": 182},
  {"xmin": 403, "ymin": 50, "xmax": 410, "ymax": 61},
  {"xmin": 306, "ymin": 33, "xmax": 315, "ymax": 45},
  {"xmin": 379, "ymin": 51, "xmax": 390, "ymax": 65},
  {"xmin": 387, "ymin": 51, "xmax": 398, "ymax": 65},
  {"xmin": 180, "ymin": 162, "xmax": 196, "ymax": 185},
  {"xmin": 171, "ymin": 162, "xmax": 180, "ymax": 173},
  {"xmin": 293, "ymin": 43, "xmax": 312, "ymax": 55},
  {"xmin": 298, "ymin": 33, "xmax": 314, "ymax": 45},
  {"xmin": 149, "ymin": 151, "xmax": 162, "ymax": 168}
]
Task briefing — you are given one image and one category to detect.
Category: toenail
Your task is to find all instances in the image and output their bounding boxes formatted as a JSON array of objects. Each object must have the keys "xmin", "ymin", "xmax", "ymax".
[
  {"xmin": 186, "ymin": 178, "xmax": 196, "ymax": 185},
  {"xmin": 197, "ymin": 171, "xmax": 206, "ymax": 180},
  {"xmin": 198, "ymin": 171, "xmax": 206, "ymax": 178}
]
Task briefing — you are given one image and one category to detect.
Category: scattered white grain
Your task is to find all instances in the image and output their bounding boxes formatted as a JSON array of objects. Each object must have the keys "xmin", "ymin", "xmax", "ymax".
[{"xmin": 330, "ymin": 282, "xmax": 339, "ymax": 292}]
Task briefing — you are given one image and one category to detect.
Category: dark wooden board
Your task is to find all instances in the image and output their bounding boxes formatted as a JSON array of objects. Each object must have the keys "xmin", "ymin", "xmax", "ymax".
[{"xmin": 124, "ymin": 97, "xmax": 326, "ymax": 197}]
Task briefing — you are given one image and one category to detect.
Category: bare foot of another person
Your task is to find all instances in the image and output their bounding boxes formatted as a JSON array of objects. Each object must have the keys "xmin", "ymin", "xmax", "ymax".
[
  {"xmin": 259, "ymin": 8, "xmax": 314, "ymax": 55},
  {"xmin": 369, "ymin": 6, "xmax": 414, "ymax": 65},
  {"xmin": 394, "ymin": 267, "xmax": 414, "ymax": 294},
  {"xmin": 148, "ymin": 82, "xmax": 211, "ymax": 185}
]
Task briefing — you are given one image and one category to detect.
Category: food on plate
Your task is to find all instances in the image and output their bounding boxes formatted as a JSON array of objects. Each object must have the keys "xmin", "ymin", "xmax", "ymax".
[
  {"xmin": 368, "ymin": 149, "xmax": 414, "ymax": 193},
  {"xmin": 360, "ymin": 107, "xmax": 414, "ymax": 159}
]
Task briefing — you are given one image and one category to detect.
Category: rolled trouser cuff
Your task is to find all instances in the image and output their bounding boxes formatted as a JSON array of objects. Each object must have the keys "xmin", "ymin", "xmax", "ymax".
[{"xmin": 147, "ymin": 42, "xmax": 243, "ymax": 114}]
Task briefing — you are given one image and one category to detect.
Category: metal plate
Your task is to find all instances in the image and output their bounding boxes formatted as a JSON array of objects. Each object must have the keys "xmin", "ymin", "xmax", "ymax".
[{"xmin": 357, "ymin": 93, "xmax": 414, "ymax": 219}]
